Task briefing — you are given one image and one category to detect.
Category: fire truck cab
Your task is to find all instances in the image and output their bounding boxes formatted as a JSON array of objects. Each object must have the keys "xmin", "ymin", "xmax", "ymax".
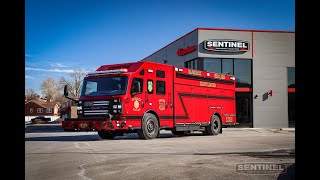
[{"xmin": 62, "ymin": 61, "xmax": 236, "ymax": 139}]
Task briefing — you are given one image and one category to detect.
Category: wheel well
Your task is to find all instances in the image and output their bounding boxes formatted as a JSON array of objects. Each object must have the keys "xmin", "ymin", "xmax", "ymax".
[
  {"xmin": 213, "ymin": 113, "xmax": 223, "ymax": 133},
  {"xmin": 143, "ymin": 110, "xmax": 160, "ymax": 127}
]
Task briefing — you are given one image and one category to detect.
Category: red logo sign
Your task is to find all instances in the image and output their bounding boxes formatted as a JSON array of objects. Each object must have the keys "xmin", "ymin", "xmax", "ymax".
[{"xmin": 177, "ymin": 45, "xmax": 197, "ymax": 56}]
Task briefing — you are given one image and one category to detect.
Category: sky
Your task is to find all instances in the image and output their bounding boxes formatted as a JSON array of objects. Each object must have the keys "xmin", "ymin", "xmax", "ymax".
[{"xmin": 25, "ymin": 0, "xmax": 295, "ymax": 95}]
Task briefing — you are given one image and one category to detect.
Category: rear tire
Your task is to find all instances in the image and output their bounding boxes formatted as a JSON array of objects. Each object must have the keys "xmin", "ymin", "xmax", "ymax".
[
  {"xmin": 204, "ymin": 115, "xmax": 221, "ymax": 135},
  {"xmin": 137, "ymin": 113, "xmax": 159, "ymax": 139},
  {"xmin": 97, "ymin": 130, "xmax": 116, "ymax": 139}
]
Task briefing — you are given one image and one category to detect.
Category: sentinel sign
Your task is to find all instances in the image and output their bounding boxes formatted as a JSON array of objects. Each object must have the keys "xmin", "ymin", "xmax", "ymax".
[{"xmin": 204, "ymin": 40, "xmax": 250, "ymax": 52}]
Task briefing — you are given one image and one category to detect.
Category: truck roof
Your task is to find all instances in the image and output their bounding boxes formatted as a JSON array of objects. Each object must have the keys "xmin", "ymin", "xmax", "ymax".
[{"xmin": 91, "ymin": 61, "xmax": 235, "ymax": 81}]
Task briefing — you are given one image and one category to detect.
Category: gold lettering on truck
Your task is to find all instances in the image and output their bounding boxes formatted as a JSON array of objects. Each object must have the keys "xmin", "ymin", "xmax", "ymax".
[
  {"xmin": 226, "ymin": 116, "xmax": 233, "ymax": 122},
  {"xmin": 214, "ymin": 73, "xmax": 226, "ymax": 80},
  {"xmin": 188, "ymin": 69, "xmax": 201, "ymax": 76},
  {"xmin": 200, "ymin": 81, "xmax": 216, "ymax": 87}
]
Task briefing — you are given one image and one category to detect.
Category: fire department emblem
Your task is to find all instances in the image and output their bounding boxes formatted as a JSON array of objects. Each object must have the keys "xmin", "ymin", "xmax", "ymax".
[
  {"xmin": 79, "ymin": 122, "xmax": 87, "ymax": 128},
  {"xmin": 132, "ymin": 97, "xmax": 141, "ymax": 111},
  {"xmin": 158, "ymin": 99, "xmax": 165, "ymax": 111}
]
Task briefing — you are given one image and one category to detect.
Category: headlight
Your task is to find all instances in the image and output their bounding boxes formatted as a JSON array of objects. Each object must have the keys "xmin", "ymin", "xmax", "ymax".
[
  {"xmin": 79, "ymin": 101, "xmax": 82, "ymax": 104},
  {"xmin": 117, "ymin": 105, "xmax": 122, "ymax": 109},
  {"xmin": 77, "ymin": 106, "xmax": 82, "ymax": 110},
  {"xmin": 113, "ymin": 105, "xmax": 118, "ymax": 109},
  {"xmin": 113, "ymin": 110, "xmax": 117, "ymax": 113},
  {"xmin": 113, "ymin": 99, "xmax": 120, "ymax": 103}
]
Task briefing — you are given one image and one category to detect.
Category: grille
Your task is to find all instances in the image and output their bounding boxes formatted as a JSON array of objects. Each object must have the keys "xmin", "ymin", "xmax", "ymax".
[{"xmin": 83, "ymin": 101, "xmax": 110, "ymax": 115}]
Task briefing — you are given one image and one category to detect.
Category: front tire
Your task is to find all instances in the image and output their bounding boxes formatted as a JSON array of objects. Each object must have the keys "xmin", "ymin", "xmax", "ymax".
[
  {"xmin": 204, "ymin": 115, "xmax": 221, "ymax": 135},
  {"xmin": 97, "ymin": 130, "xmax": 117, "ymax": 139},
  {"xmin": 138, "ymin": 113, "xmax": 159, "ymax": 139}
]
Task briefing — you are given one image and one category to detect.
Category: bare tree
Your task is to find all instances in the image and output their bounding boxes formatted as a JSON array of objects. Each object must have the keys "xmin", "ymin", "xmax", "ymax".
[
  {"xmin": 41, "ymin": 77, "xmax": 59, "ymax": 101},
  {"xmin": 54, "ymin": 91, "xmax": 66, "ymax": 105},
  {"xmin": 58, "ymin": 76, "xmax": 70, "ymax": 91},
  {"xmin": 25, "ymin": 88, "xmax": 39, "ymax": 101},
  {"xmin": 59, "ymin": 70, "xmax": 86, "ymax": 99}
]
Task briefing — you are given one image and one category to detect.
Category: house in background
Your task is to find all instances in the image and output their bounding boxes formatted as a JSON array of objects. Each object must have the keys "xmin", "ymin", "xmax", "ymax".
[{"xmin": 25, "ymin": 99, "xmax": 60, "ymax": 121}]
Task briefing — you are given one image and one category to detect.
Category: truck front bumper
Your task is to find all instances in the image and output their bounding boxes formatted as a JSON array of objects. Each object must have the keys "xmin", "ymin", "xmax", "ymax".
[{"xmin": 62, "ymin": 119, "xmax": 128, "ymax": 131}]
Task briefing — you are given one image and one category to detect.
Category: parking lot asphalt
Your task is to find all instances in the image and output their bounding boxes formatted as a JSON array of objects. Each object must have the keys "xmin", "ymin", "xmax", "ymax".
[{"xmin": 25, "ymin": 125, "xmax": 295, "ymax": 180}]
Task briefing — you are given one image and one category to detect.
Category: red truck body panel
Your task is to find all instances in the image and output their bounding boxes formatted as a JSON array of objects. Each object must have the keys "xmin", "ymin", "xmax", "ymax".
[{"xmin": 62, "ymin": 61, "xmax": 236, "ymax": 132}]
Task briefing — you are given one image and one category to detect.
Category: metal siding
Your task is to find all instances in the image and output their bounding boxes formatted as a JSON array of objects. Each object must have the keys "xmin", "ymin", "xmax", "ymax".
[
  {"xmin": 254, "ymin": 106, "xmax": 288, "ymax": 127},
  {"xmin": 142, "ymin": 30, "xmax": 198, "ymax": 68},
  {"xmin": 183, "ymin": 30, "xmax": 198, "ymax": 61},
  {"xmin": 253, "ymin": 32, "xmax": 295, "ymax": 128},
  {"xmin": 166, "ymin": 39, "xmax": 187, "ymax": 67},
  {"xmin": 154, "ymin": 48, "xmax": 167, "ymax": 63},
  {"xmin": 198, "ymin": 30, "xmax": 253, "ymax": 59},
  {"xmin": 144, "ymin": 54, "xmax": 156, "ymax": 62}
]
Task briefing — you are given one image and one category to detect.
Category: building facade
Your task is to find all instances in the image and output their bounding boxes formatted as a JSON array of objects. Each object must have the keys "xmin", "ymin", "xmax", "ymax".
[{"xmin": 142, "ymin": 28, "xmax": 295, "ymax": 128}]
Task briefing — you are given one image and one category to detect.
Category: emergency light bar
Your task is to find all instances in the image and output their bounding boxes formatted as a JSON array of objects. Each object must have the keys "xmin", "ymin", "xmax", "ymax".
[{"xmin": 87, "ymin": 68, "xmax": 128, "ymax": 76}]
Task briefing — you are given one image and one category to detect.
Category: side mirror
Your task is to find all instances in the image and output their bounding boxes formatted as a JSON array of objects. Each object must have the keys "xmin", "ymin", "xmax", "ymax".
[
  {"xmin": 63, "ymin": 84, "xmax": 78, "ymax": 103},
  {"xmin": 131, "ymin": 81, "xmax": 141, "ymax": 95},
  {"xmin": 64, "ymin": 85, "xmax": 69, "ymax": 96}
]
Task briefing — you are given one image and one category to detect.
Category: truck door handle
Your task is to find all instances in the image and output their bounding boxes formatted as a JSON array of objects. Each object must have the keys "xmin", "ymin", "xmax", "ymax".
[
  {"xmin": 141, "ymin": 102, "xmax": 144, "ymax": 107},
  {"xmin": 165, "ymin": 103, "xmax": 168, "ymax": 108}
]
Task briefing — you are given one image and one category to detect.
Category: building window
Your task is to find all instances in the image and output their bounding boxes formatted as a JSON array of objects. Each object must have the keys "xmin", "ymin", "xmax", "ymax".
[
  {"xmin": 156, "ymin": 81, "xmax": 166, "ymax": 95},
  {"xmin": 287, "ymin": 67, "xmax": 295, "ymax": 88},
  {"xmin": 189, "ymin": 57, "xmax": 252, "ymax": 88},
  {"xmin": 37, "ymin": 108, "xmax": 43, "ymax": 113},
  {"xmin": 46, "ymin": 108, "xmax": 52, "ymax": 113},
  {"xmin": 30, "ymin": 108, "xmax": 33, "ymax": 113},
  {"xmin": 222, "ymin": 59, "xmax": 234, "ymax": 75},
  {"xmin": 204, "ymin": 58, "xmax": 221, "ymax": 73},
  {"xmin": 185, "ymin": 59, "xmax": 199, "ymax": 70},
  {"xmin": 234, "ymin": 59, "xmax": 252, "ymax": 87}
]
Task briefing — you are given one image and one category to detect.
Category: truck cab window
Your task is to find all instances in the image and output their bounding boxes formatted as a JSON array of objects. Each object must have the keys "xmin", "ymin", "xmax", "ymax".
[
  {"xmin": 156, "ymin": 80, "xmax": 165, "ymax": 95},
  {"xmin": 139, "ymin": 69, "xmax": 144, "ymax": 75},
  {"xmin": 131, "ymin": 78, "xmax": 143, "ymax": 94},
  {"xmin": 85, "ymin": 81, "xmax": 98, "ymax": 95}
]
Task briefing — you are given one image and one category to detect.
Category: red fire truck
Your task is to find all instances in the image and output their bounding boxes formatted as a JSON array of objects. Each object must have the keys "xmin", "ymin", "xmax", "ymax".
[{"xmin": 62, "ymin": 61, "xmax": 236, "ymax": 139}]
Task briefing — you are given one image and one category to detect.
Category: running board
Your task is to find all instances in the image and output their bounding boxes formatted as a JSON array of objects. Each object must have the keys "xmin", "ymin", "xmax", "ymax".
[{"xmin": 175, "ymin": 124, "xmax": 206, "ymax": 131}]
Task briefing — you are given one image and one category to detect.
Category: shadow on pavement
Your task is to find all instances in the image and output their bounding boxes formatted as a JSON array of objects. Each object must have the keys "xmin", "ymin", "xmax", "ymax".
[
  {"xmin": 25, "ymin": 132, "xmax": 188, "ymax": 141},
  {"xmin": 25, "ymin": 125, "xmax": 64, "ymax": 133},
  {"xmin": 25, "ymin": 134, "xmax": 101, "ymax": 141}
]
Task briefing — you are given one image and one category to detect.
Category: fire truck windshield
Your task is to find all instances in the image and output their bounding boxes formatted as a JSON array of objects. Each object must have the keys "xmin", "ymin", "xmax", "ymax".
[{"xmin": 81, "ymin": 76, "xmax": 128, "ymax": 96}]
